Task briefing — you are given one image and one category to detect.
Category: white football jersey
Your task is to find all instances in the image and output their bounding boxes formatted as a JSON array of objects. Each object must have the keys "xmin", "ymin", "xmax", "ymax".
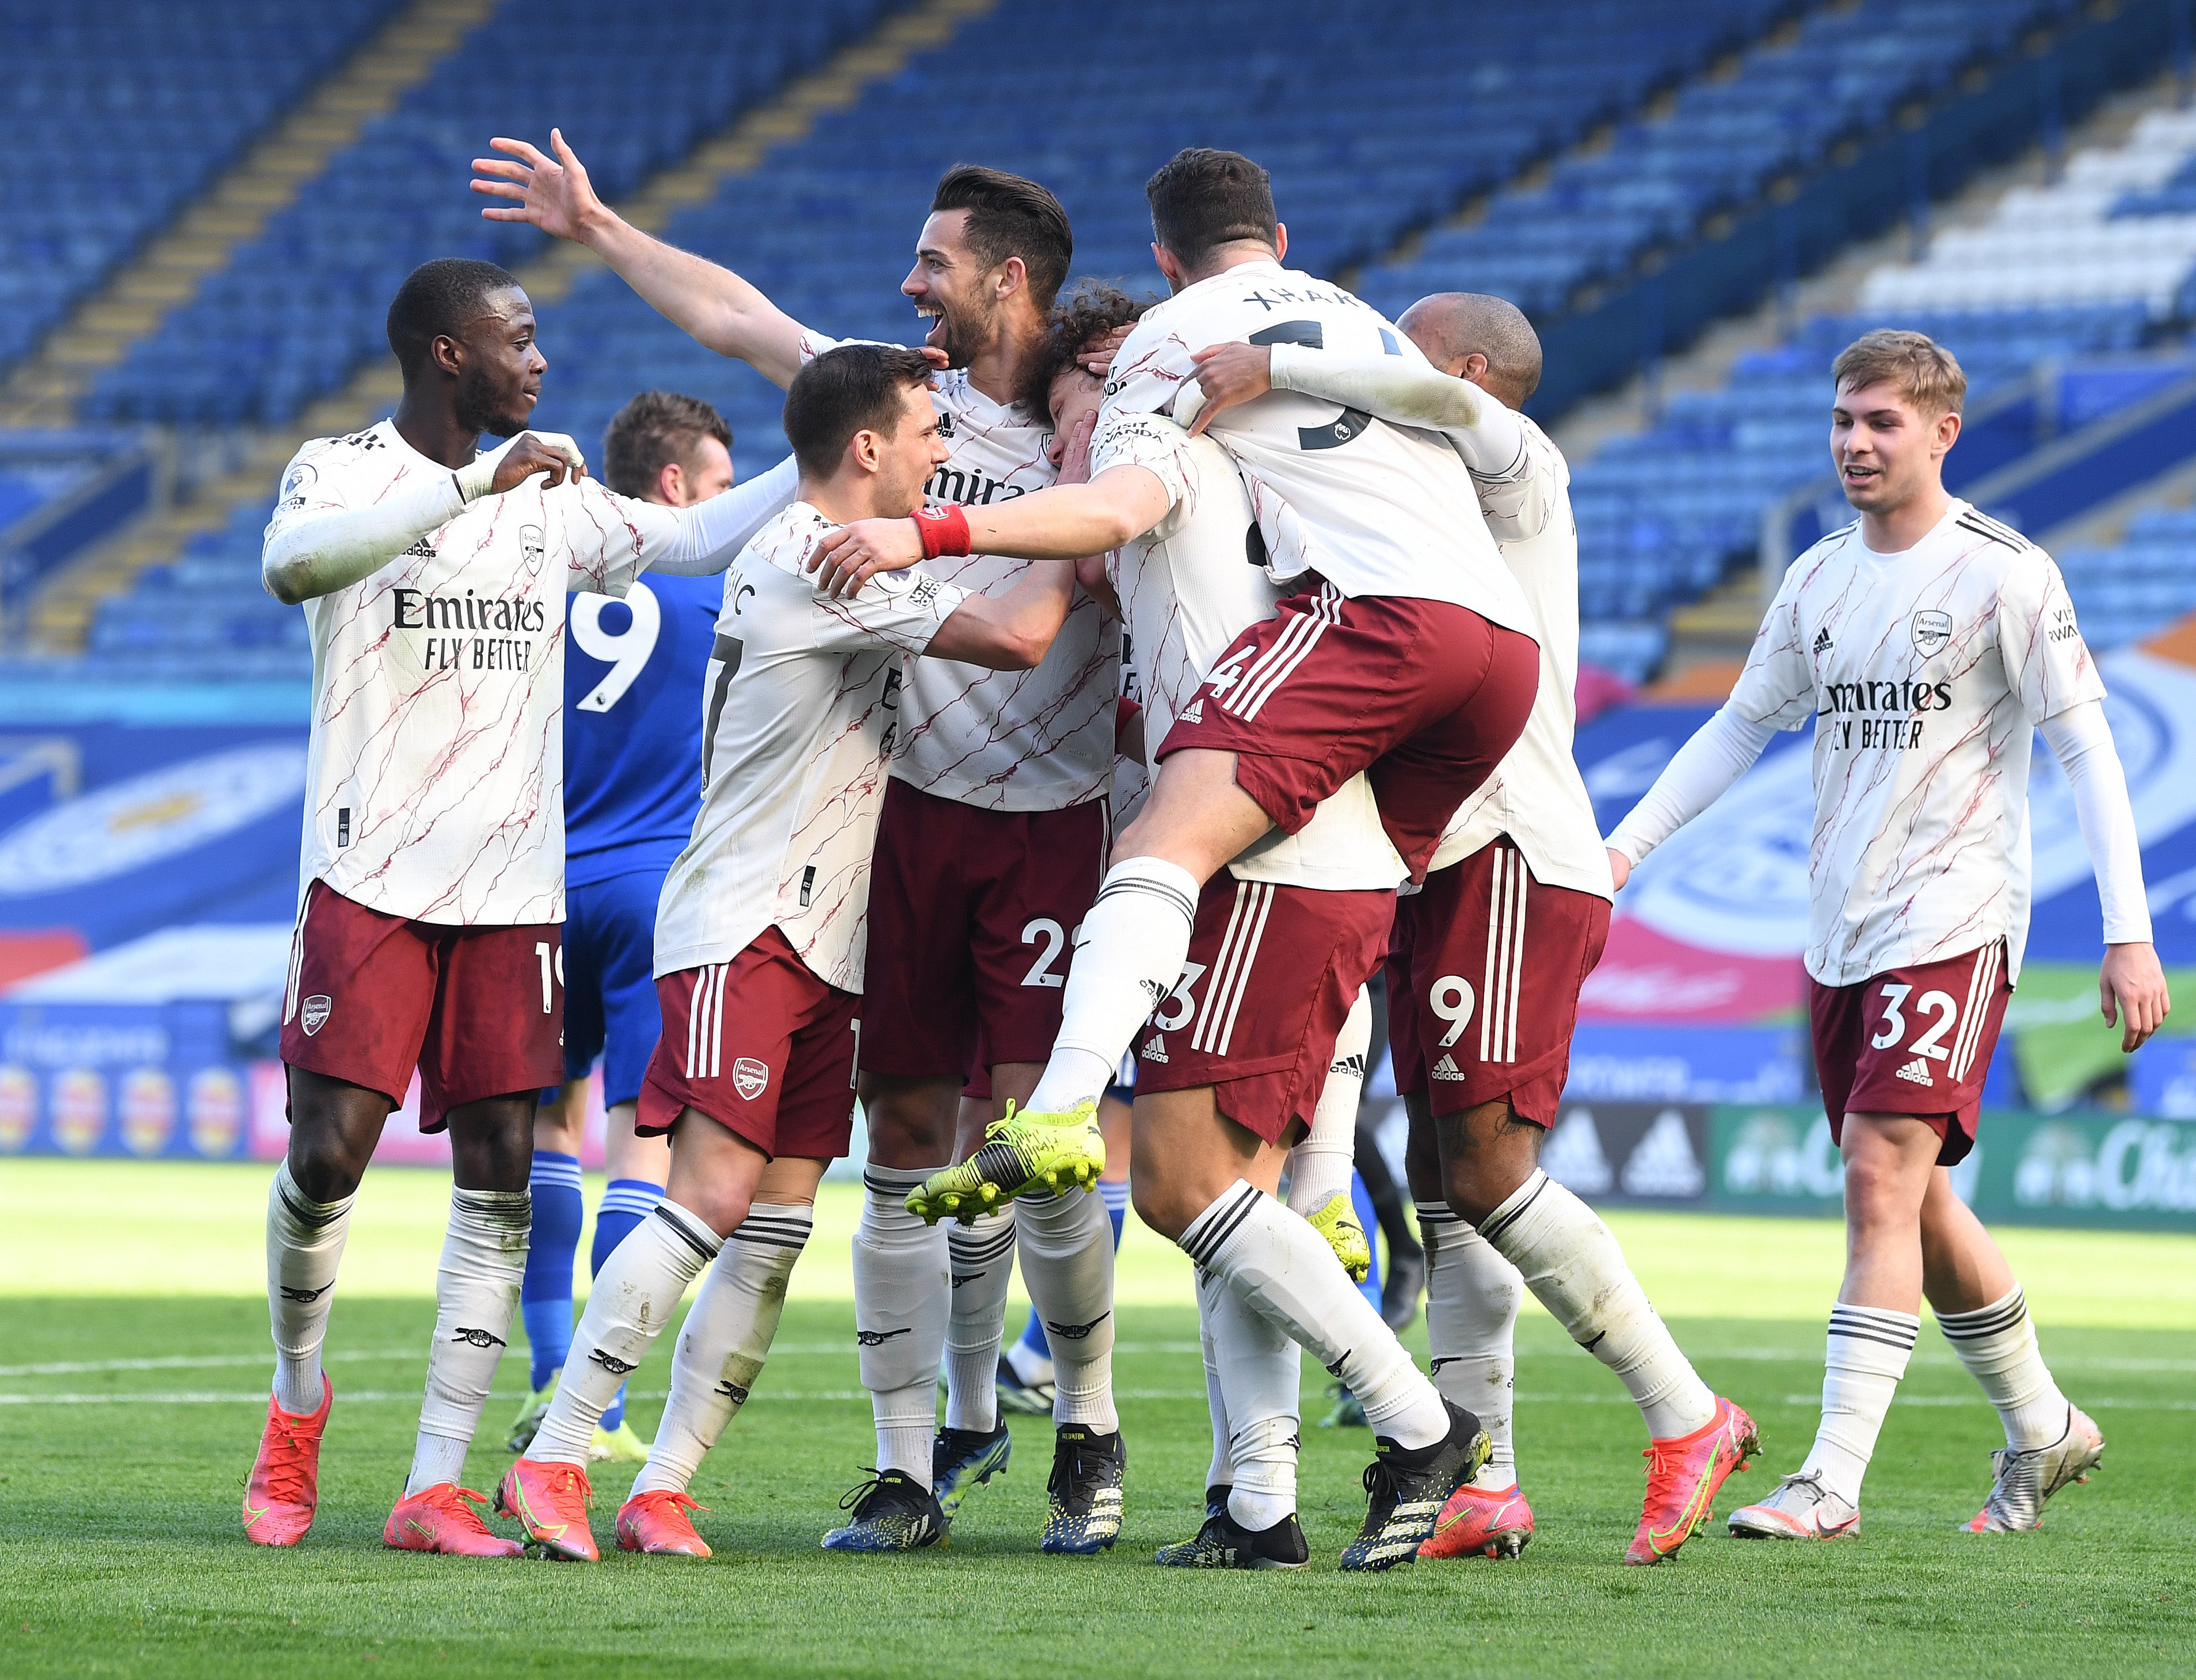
[
  {"xmin": 1430, "ymin": 415, "xmax": 1612, "ymax": 899},
  {"xmin": 1091, "ymin": 414, "xmax": 1405, "ymax": 891},
  {"xmin": 1724, "ymin": 501, "xmax": 2105, "ymax": 985},
  {"xmin": 798, "ymin": 335, "xmax": 1119, "ymax": 811},
  {"xmin": 1100, "ymin": 261, "xmax": 1530, "ymax": 636},
  {"xmin": 653, "ymin": 503, "xmax": 969, "ymax": 992},
  {"xmin": 270, "ymin": 419, "xmax": 680, "ymax": 926}
]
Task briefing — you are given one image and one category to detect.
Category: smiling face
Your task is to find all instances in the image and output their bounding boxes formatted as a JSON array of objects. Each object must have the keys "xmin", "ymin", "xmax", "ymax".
[
  {"xmin": 867, "ymin": 380, "xmax": 951, "ymax": 517},
  {"xmin": 449, "ymin": 285, "xmax": 546, "ymax": 439},
  {"xmin": 902, "ymin": 209, "xmax": 1007, "ymax": 370},
  {"xmin": 1830, "ymin": 377, "xmax": 1960, "ymax": 518}
]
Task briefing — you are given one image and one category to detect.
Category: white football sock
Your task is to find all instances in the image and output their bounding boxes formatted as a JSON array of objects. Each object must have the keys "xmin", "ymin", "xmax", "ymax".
[
  {"xmin": 531, "ymin": 1200, "xmax": 719, "ymax": 1467},
  {"xmin": 1800, "ymin": 1303, "xmax": 1919, "ymax": 1505},
  {"xmin": 1936, "ymin": 1285, "xmax": 2068, "ymax": 1451},
  {"xmin": 1480, "ymin": 1170, "xmax": 1715, "ymax": 1440},
  {"xmin": 943, "ymin": 1209, "xmax": 1016, "ymax": 1433},
  {"xmin": 853, "ymin": 1164, "xmax": 951, "ymax": 1486},
  {"xmin": 1181, "ymin": 1180, "xmax": 1446, "ymax": 1449},
  {"xmin": 1029, "ymin": 856, "xmax": 1200, "ymax": 1113},
  {"xmin": 632, "ymin": 1204, "xmax": 813, "ymax": 1497},
  {"xmin": 1419, "ymin": 1199, "xmax": 1522, "ymax": 1489},
  {"xmin": 1196, "ymin": 1265, "xmax": 1233, "ymax": 1494},
  {"xmin": 1206, "ymin": 1248, "xmax": 1302, "ymax": 1530},
  {"xmin": 1285, "ymin": 986, "xmax": 1369, "ymax": 1219},
  {"xmin": 1017, "ymin": 1187, "xmax": 1118, "ymax": 1432},
  {"xmin": 266, "ymin": 1162, "xmax": 352, "ymax": 1416},
  {"xmin": 407, "ymin": 1187, "xmax": 530, "ymax": 1495}
]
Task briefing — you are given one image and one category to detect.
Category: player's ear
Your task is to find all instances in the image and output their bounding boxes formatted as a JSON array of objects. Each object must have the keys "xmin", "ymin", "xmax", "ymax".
[
  {"xmin": 997, "ymin": 254, "xmax": 1026, "ymax": 302},
  {"xmin": 430, "ymin": 330, "xmax": 466, "ymax": 380},
  {"xmin": 1935, "ymin": 407, "xmax": 1962, "ymax": 454},
  {"xmin": 1272, "ymin": 222, "xmax": 1287, "ymax": 261}
]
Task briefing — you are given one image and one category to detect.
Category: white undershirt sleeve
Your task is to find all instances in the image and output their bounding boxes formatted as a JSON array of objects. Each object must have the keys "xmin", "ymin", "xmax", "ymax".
[
  {"xmin": 642, "ymin": 453, "xmax": 802, "ymax": 576},
  {"xmin": 262, "ymin": 474, "xmax": 466, "ymax": 604},
  {"xmin": 1606, "ymin": 703, "xmax": 1779, "ymax": 866},
  {"xmin": 2039, "ymin": 700, "xmax": 2152, "ymax": 945},
  {"xmin": 1266, "ymin": 343, "xmax": 1527, "ymax": 481}
]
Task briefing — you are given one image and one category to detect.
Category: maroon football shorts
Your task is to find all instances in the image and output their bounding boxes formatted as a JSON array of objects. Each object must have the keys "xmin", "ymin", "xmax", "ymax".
[
  {"xmin": 638, "ymin": 926, "xmax": 860, "ymax": 1160},
  {"xmin": 279, "ymin": 879, "xmax": 562, "ymax": 1132},
  {"xmin": 1133, "ymin": 873, "xmax": 1394, "ymax": 1146},
  {"xmin": 1154, "ymin": 581, "xmax": 1538, "ymax": 879},
  {"xmin": 1809, "ymin": 939, "xmax": 2011, "ymax": 1166},
  {"xmin": 1386, "ymin": 840, "xmax": 1610, "ymax": 1126},
  {"xmin": 860, "ymin": 777, "xmax": 1108, "ymax": 1078}
]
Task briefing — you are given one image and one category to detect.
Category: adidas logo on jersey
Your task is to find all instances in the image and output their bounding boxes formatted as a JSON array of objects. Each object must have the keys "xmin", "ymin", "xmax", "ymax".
[
  {"xmin": 1895, "ymin": 1056, "xmax": 1935, "ymax": 1087},
  {"xmin": 1813, "ymin": 627, "xmax": 1833, "ymax": 655},
  {"xmin": 1141, "ymin": 1036, "xmax": 1169, "ymax": 1064},
  {"xmin": 1178, "ymin": 698, "xmax": 1204, "ymax": 725},
  {"xmin": 1430, "ymin": 1053, "xmax": 1466, "ymax": 1082}
]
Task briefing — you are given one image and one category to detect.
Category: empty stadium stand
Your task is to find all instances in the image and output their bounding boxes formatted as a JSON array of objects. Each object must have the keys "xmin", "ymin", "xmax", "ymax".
[{"xmin": 0, "ymin": 0, "xmax": 402, "ymax": 378}]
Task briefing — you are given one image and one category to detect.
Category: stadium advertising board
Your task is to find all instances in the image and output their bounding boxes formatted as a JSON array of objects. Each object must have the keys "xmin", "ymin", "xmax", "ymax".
[{"xmin": 1709, "ymin": 1104, "xmax": 2196, "ymax": 1231}]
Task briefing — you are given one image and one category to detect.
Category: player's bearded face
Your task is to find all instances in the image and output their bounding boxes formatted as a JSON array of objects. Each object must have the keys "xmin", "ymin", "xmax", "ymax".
[{"xmin": 454, "ymin": 292, "xmax": 546, "ymax": 439}]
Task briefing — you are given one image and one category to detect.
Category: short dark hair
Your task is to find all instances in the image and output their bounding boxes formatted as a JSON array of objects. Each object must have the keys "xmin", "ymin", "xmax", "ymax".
[
  {"xmin": 386, "ymin": 258, "xmax": 523, "ymax": 376},
  {"xmin": 1021, "ymin": 281, "xmax": 1150, "ymax": 411},
  {"xmin": 931, "ymin": 165, "xmax": 1073, "ymax": 312},
  {"xmin": 601, "ymin": 391, "xmax": 733, "ymax": 498},
  {"xmin": 1146, "ymin": 148, "xmax": 1277, "ymax": 271},
  {"xmin": 781, "ymin": 343, "xmax": 935, "ymax": 479}
]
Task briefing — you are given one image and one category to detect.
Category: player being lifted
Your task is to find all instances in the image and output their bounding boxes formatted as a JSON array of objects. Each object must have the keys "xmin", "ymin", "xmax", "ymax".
[
  {"xmin": 495, "ymin": 343, "xmax": 1080, "ymax": 1561},
  {"xmin": 475, "ymin": 136, "xmax": 1128, "ymax": 1553},
  {"xmin": 510, "ymin": 392, "xmax": 755, "ymax": 1465},
  {"xmin": 1607, "ymin": 330, "xmax": 2168, "ymax": 1539},
  {"xmin": 815, "ymin": 151, "xmax": 1537, "ymax": 1566},
  {"xmin": 1012, "ymin": 282, "xmax": 1397, "ymax": 1567},
  {"xmin": 1184, "ymin": 293, "xmax": 1757, "ymax": 1566},
  {"xmin": 246, "ymin": 259, "xmax": 794, "ymax": 1555}
]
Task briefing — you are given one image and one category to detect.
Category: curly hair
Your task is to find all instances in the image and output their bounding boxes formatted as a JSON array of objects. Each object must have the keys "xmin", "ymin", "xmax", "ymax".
[{"xmin": 1020, "ymin": 280, "xmax": 1152, "ymax": 412}]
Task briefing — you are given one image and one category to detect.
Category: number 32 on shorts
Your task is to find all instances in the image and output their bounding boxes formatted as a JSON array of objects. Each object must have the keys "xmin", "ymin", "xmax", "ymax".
[{"xmin": 1871, "ymin": 982, "xmax": 1959, "ymax": 1062}]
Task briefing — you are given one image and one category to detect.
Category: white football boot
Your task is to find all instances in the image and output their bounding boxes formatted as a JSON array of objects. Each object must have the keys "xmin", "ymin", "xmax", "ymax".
[
  {"xmin": 1728, "ymin": 1470, "xmax": 1861, "ymax": 1540},
  {"xmin": 1963, "ymin": 1405, "xmax": 2105, "ymax": 1533}
]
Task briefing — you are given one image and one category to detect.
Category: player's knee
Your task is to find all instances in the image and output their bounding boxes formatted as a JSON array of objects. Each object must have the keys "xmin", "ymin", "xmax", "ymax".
[
  {"xmin": 1130, "ymin": 1175, "xmax": 1194, "ymax": 1243},
  {"xmin": 285, "ymin": 1127, "xmax": 369, "ymax": 1202}
]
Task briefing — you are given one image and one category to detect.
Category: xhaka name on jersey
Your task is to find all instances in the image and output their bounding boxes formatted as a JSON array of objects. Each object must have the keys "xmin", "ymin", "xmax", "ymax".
[{"xmin": 392, "ymin": 582, "xmax": 551, "ymax": 673}]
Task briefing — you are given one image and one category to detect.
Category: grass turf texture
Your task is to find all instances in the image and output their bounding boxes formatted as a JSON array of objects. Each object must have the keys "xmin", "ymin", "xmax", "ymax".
[{"xmin": 1, "ymin": 1162, "xmax": 2191, "ymax": 1678}]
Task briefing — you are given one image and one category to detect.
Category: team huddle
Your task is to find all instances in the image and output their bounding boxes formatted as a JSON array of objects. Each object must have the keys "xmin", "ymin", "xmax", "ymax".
[{"xmin": 241, "ymin": 139, "xmax": 2168, "ymax": 1572}]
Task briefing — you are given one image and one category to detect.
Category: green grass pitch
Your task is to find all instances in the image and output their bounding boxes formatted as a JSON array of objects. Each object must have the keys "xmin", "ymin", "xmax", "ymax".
[{"xmin": 1, "ymin": 1160, "xmax": 2191, "ymax": 1678}]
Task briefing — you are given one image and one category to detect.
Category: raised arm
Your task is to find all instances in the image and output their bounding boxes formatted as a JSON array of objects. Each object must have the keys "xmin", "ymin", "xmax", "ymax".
[
  {"xmin": 472, "ymin": 130, "xmax": 809, "ymax": 388},
  {"xmin": 262, "ymin": 433, "xmax": 582, "ymax": 606},
  {"xmin": 2039, "ymin": 700, "xmax": 2170, "ymax": 1049},
  {"xmin": 639, "ymin": 456, "xmax": 802, "ymax": 576}
]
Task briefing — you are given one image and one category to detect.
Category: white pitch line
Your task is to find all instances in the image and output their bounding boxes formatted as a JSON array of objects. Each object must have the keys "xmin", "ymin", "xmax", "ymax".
[{"xmin": 0, "ymin": 1348, "xmax": 425, "ymax": 1379}]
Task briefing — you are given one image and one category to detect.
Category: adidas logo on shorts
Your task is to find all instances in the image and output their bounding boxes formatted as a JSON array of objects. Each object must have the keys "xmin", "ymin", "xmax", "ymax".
[
  {"xmin": 1141, "ymin": 1035, "xmax": 1169, "ymax": 1064},
  {"xmin": 1430, "ymin": 1053, "xmax": 1466, "ymax": 1082},
  {"xmin": 1895, "ymin": 1055, "xmax": 1934, "ymax": 1087},
  {"xmin": 1179, "ymin": 698, "xmax": 1204, "ymax": 725}
]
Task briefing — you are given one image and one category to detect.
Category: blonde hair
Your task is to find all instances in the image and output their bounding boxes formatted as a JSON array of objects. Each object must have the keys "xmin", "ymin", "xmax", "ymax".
[{"xmin": 1832, "ymin": 329, "xmax": 1967, "ymax": 417}]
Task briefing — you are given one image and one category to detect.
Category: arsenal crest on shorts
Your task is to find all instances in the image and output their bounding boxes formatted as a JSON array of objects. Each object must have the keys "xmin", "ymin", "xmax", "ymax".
[
  {"xmin": 300, "ymin": 995, "xmax": 332, "ymax": 1036},
  {"xmin": 732, "ymin": 1057, "xmax": 770, "ymax": 1100},
  {"xmin": 1911, "ymin": 609, "xmax": 1952, "ymax": 657}
]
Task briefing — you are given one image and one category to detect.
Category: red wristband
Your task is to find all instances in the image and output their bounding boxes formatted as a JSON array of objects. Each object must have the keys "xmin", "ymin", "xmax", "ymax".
[{"xmin": 912, "ymin": 504, "xmax": 970, "ymax": 560}]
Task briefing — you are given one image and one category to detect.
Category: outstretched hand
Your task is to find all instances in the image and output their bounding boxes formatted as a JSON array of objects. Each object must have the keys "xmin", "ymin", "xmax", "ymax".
[
  {"xmin": 1183, "ymin": 342, "xmax": 1275, "ymax": 437},
  {"xmin": 472, "ymin": 128, "xmax": 601, "ymax": 242},
  {"xmin": 2100, "ymin": 942, "xmax": 2171, "ymax": 1053},
  {"xmin": 809, "ymin": 517, "xmax": 925, "ymax": 599}
]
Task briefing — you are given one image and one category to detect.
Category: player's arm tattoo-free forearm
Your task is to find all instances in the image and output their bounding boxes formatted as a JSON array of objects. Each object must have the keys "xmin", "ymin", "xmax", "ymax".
[
  {"xmin": 2041, "ymin": 700, "xmax": 2153, "ymax": 944},
  {"xmin": 1607, "ymin": 704, "xmax": 1778, "ymax": 866}
]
